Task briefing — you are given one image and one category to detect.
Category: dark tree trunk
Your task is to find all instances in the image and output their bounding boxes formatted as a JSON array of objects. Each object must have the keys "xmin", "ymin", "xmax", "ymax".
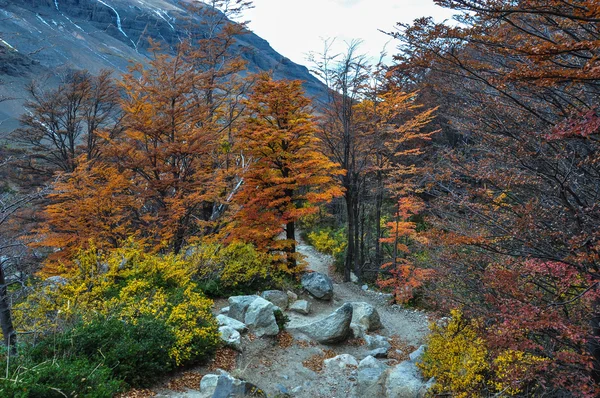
[
  {"xmin": 375, "ymin": 170, "xmax": 384, "ymax": 268},
  {"xmin": 344, "ymin": 193, "xmax": 355, "ymax": 282},
  {"xmin": 0, "ymin": 265, "xmax": 16, "ymax": 354},
  {"xmin": 589, "ymin": 295, "xmax": 600, "ymax": 383},
  {"xmin": 352, "ymin": 197, "xmax": 361, "ymax": 278},
  {"xmin": 286, "ymin": 220, "xmax": 297, "ymax": 269}
]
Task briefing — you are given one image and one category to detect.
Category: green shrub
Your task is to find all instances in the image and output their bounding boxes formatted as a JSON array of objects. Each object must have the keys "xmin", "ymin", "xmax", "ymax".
[
  {"xmin": 0, "ymin": 356, "xmax": 122, "ymax": 398},
  {"xmin": 273, "ymin": 309, "xmax": 289, "ymax": 331}
]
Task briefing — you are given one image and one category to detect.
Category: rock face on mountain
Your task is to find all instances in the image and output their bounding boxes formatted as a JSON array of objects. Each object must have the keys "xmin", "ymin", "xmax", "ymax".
[{"xmin": 0, "ymin": 0, "xmax": 326, "ymax": 133}]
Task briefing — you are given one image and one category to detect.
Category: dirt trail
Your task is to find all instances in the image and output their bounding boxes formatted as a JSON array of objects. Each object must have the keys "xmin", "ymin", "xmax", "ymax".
[
  {"xmin": 294, "ymin": 236, "xmax": 429, "ymax": 344},
  {"xmin": 153, "ymin": 237, "xmax": 430, "ymax": 398}
]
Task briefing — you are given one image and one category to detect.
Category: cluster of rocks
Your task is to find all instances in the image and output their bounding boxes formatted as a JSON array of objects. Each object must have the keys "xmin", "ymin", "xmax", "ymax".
[
  {"xmin": 216, "ymin": 271, "xmax": 335, "ymax": 349},
  {"xmin": 208, "ymin": 271, "xmax": 432, "ymax": 397}
]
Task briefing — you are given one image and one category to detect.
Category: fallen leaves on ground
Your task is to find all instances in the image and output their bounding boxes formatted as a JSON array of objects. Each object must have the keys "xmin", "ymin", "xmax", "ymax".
[
  {"xmin": 209, "ymin": 347, "xmax": 238, "ymax": 371},
  {"xmin": 302, "ymin": 349, "xmax": 337, "ymax": 372},
  {"xmin": 163, "ymin": 371, "xmax": 203, "ymax": 391},
  {"xmin": 388, "ymin": 334, "xmax": 416, "ymax": 363},
  {"xmin": 277, "ymin": 331, "xmax": 294, "ymax": 348},
  {"xmin": 346, "ymin": 337, "xmax": 366, "ymax": 347},
  {"xmin": 115, "ymin": 389, "xmax": 156, "ymax": 398}
]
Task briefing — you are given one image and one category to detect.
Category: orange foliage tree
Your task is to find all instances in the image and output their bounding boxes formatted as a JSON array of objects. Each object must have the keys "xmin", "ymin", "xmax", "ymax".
[
  {"xmin": 36, "ymin": 159, "xmax": 139, "ymax": 273},
  {"xmin": 229, "ymin": 74, "xmax": 343, "ymax": 270},
  {"xmin": 110, "ymin": 50, "xmax": 226, "ymax": 254}
]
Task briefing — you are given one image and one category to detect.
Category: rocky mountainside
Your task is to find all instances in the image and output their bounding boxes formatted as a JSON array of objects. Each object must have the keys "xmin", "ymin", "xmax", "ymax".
[{"xmin": 0, "ymin": 0, "xmax": 325, "ymax": 133}]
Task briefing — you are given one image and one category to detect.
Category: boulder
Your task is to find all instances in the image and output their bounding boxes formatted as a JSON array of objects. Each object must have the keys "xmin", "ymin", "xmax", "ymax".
[
  {"xmin": 228, "ymin": 295, "xmax": 260, "ymax": 322},
  {"xmin": 357, "ymin": 355, "xmax": 388, "ymax": 397},
  {"xmin": 351, "ymin": 302, "xmax": 382, "ymax": 331},
  {"xmin": 301, "ymin": 272, "xmax": 333, "ymax": 300},
  {"xmin": 289, "ymin": 299, "xmax": 311, "ymax": 315},
  {"xmin": 199, "ymin": 370, "xmax": 266, "ymax": 398},
  {"xmin": 219, "ymin": 306, "xmax": 230, "ymax": 315},
  {"xmin": 365, "ymin": 334, "xmax": 391, "ymax": 352},
  {"xmin": 219, "ymin": 326, "xmax": 241, "ymax": 351},
  {"xmin": 323, "ymin": 354, "xmax": 358, "ymax": 371},
  {"xmin": 384, "ymin": 360, "xmax": 429, "ymax": 398},
  {"xmin": 244, "ymin": 297, "xmax": 280, "ymax": 337},
  {"xmin": 216, "ymin": 314, "xmax": 247, "ymax": 333},
  {"xmin": 294, "ymin": 303, "xmax": 353, "ymax": 344},
  {"xmin": 261, "ymin": 290, "xmax": 289, "ymax": 309}
]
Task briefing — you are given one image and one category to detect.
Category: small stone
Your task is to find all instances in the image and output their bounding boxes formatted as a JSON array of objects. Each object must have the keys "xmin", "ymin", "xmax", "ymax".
[
  {"xmin": 361, "ymin": 284, "xmax": 369, "ymax": 291},
  {"xmin": 218, "ymin": 326, "xmax": 241, "ymax": 350},
  {"xmin": 350, "ymin": 323, "xmax": 366, "ymax": 339},
  {"xmin": 276, "ymin": 383, "xmax": 289, "ymax": 395},
  {"xmin": 350, "ymin": 272, "xmax": 359, "ymax": 283},
  {"xmin": 323, "ymin": 354, "xmax": 358, "ymax": 371},
  {"xmin": 289, "ymin": 299, "xmax": 311, "ymax": 315},
  {"xmin": 409, "ymin": 345, "xmax": 426, "ymax": 363},
  {"xmin": 365, "ymin": 334, "xmax": 391, "ymax": 352},
  {"xmin": 287, "ymin": 290, "xmax": 298, "ymax": 302},
  {"xmin": 220, "ymin": 306, "xmax": 230, "ymax": 315},
  {"xmin": 367, "ymin": 347, "xmax": 388, "ymax": 358}
]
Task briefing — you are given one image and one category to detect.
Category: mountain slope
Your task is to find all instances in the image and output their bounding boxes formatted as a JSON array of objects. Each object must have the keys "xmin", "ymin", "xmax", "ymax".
[{"xmin": 0, "ymin": 0, "xmax": 325, "ymax": 133}]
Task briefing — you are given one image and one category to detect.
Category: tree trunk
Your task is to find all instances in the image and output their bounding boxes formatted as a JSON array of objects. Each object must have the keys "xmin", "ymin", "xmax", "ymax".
[
  {"xmin": 375, "ymin": 170, "xmax": 383, "ymax": 268},
  {"xmin": 0, "ymin": 265, "xmax": 16, "ymax": 354},
  {"xmin": 344, "ymin": 193, "xmax": 355, "ymax": 282},
  {"xmin": 353, "ymin": 197, "xmax": 361, "ymax": 278},
  {"xmin": 286, "ymin": 220, "xmax": 297, "ymax": 269}
]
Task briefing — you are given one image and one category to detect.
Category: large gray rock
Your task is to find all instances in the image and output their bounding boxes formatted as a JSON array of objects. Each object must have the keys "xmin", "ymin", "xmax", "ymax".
[
  {"xmin": 261, "ymin": 290, "xmax": 289, "ymax": 309},
  {"xmin": 294, "ymin": 303, "xmax": 353, "ymax": 344},
  {"xmin": 228, "ymin": 295, "xmax": 260, "ymax": 322},
  {"xmin": 358, "ymin": 355, "xmax": 388, "ymax": 397},
  {"xmin": 289, "ymin": 299, "xmax": 311, "ymax": 315},
  {"xmin": 351, "ymin": 302, "xmax": 382, "ymax": 331},
  {"xmin": 385, "ymin": 360, "xmax": 429, "ymax": 398},
  {"xmin": 301, "ymin": 272, "xmax": 333, "ymax": 300},
  {"xmin": 216, "ymin": 314, "xmax": 247, "ymax": 333},
  {"xmin": 244, "ymin": 297, "xmax": 280, "ymax": 337},
  {"xmin": 199, "ymin": 370, "xmax": 266, "ymax": 398},
  {"xmin": 219, "ymin": 326, "xmax": 241, "ymax": 351}
]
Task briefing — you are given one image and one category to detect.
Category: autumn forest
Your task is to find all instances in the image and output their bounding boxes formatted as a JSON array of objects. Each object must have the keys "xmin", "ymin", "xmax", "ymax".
[{"xmin": 0, "ymin": 0, "xmax": 599, "ymax": 396}]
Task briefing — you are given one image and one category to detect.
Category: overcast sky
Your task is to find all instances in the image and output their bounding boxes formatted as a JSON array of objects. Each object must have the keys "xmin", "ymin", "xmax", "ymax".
[{"xmin": 243, "ymin": 0, "xmax": 455, "ymax": 66}]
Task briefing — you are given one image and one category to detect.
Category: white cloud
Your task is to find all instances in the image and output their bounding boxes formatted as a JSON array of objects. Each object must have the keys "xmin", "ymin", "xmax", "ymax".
[{"xmin": 244, "ymin": 0, "xmax": 454, "ymax": 66}]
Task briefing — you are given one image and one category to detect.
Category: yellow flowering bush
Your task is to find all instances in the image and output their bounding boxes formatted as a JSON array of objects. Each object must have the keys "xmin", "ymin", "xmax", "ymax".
[
  {"xmin": 418, "ymin": 309, "xmax": 489, "ymax": 398},
  {"xmin": 492, "ymin": 349, "xmax": 548, "ymax": 395},
  {"xmin": 14, "ymin": 243, "xmax": 219, "ymax": 366},
  {"xmin": 189, "ymin": 240, "xmax": 277, "ymax": 291},
  {"xmin": 306, "ymin": 228, "xmax": 346, "ymax": 258}
]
